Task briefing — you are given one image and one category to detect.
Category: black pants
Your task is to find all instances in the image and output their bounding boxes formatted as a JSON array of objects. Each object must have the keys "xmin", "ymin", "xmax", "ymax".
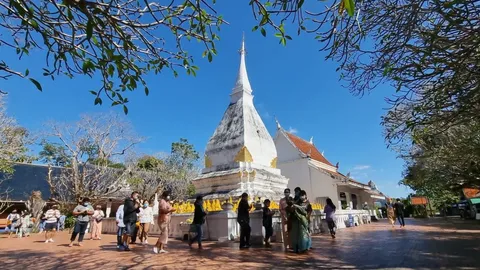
[
  {"xmin": 131, "ymin": 224, "xmax": 139, "ymax": 243},
  {"xmin": 264, "ymin": 226, "xmax": 273, "ymax": 242},
  {"xmin": 397, "ymin": 213, "xmax": 405, "ymax": 226},
  {"xmin": 327, "ymin": 220, "xmax": 336, "ymax": 235},
  {"xmin": 239, "ymin": 222, "xmax": 251, "ymax": 247},
  {"xmin": 70, "ymin": 221, "xmax": 88, "ymax": 242}
]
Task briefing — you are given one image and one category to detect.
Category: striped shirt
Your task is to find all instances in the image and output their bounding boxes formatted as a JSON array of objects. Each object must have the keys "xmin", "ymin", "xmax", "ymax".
[{"xmin": 44, "ymin": 209, "xmax": 60, "ymax": 223}]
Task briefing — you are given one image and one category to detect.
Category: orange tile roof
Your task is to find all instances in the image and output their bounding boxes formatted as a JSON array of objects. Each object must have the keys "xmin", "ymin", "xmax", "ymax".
[
  {"xmin": 463, "ymin": 188, "xmax": 480, "ymax": 199},
  {"xmin": 285, "ymin": 132, "xmax": 334, "ymax": 167}
]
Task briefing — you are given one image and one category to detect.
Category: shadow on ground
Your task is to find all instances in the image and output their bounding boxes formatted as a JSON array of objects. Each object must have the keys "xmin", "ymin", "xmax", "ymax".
[{"xmin": 0, "ymin": 219, "xmax": 479, "ymax": 269}]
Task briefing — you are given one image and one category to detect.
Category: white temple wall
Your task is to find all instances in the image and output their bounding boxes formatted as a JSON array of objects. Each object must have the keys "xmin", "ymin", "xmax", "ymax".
[
  {"xmin": 276, "ymin": 159, "xmax": 310, "ymax": 192},
  {"xmin": 308, "ymin": 165, "xmax": 340, "ymax": 204},
  {"xmin": 274, "ymin": 131, "xmax": 302, "ymax": 163}
]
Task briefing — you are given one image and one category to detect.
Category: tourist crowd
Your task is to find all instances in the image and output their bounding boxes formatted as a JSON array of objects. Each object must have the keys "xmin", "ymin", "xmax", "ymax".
[{"xmin": 4, "ymin": 188, "xmax": 343, "ymax": 255}]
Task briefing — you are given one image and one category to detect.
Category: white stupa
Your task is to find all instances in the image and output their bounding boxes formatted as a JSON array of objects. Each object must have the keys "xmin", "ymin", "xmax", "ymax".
[{"xmin": 192, "ymin": 36, "xmax": 289, "ymax": 200}]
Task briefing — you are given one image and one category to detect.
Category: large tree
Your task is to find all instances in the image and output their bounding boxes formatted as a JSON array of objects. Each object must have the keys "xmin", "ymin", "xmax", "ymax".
[
  {"xmin": 0, "ymin": 96, "xmax": 31, "ymax": 173},
  {"xmin": 125, "ymin": 138, "xmax": 199, "ymax": 201},
  {"xmin": 39, "ymin": 112, "xmax": 143, "ymax": 202},
  {"xmin": 0, "ymin": 95, "xmax": 32, "ymax": 213},
  {"xmin": 399, "ymin": 117, "xmax": 480, "ymax": 205},
  {"xmin": 0, "ymin": 0, "xmax": 225, "ymax": 112},
  {"xmin": 2, "ymin": 1, "xmax": 477, "ymax": 133}
]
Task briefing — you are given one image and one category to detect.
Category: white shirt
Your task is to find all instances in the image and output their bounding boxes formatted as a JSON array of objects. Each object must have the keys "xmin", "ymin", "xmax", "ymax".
[
  {"xmin": 92, "ymin": 210, "xmax": 105, "ymax": 222},
  {"xmin": 116, "ymin": 205, "xmax": 125, "ymax": 227},
  {"xmin": 139, "ymin": 206, "xmax": 154, "ymax": 224}
]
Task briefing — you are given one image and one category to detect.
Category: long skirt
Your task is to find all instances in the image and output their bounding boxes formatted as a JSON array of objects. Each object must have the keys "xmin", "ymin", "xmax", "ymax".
[
  {"xmin": 290, "ymin": 219, "xmax": 311, "ymax": 253},
  {"xmin": 157, "ymin": 222, "xmax": 169, "ymax": 245}
]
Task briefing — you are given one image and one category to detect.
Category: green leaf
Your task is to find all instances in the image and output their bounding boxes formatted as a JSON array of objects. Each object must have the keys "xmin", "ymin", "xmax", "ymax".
[
  {"xmin": 25, "ymin": 69, "xmax": 29, "ymax": 77},
  {"xmin": 86, "ymin": 19, "xmax": 94, "ymax": 40},
  {"xmin": 28, "ymin": 19, "xmax": 38, "ymax": 29},
  {"xmin": 260, "ymin": 28, "xmax": 266, "ymax": 37},
  {"xmin": 67, "ymin": 8, "xmax": 73, "ymax": 20},
  {"xmin": 94, "ymin": 97, "xmax": 102, "ymax": 105},
  {"xmin": 29, "ymin": 78, "xmax": 42, "ymax": 91},
  {"xmin": 252, "ymin": 26, "xmax": 259, "ymax": 32},
  {"xmin": 280, "ymin": 37, "xmax": 286, "ymax": 46},
  {"xmin": 207, "ymin": 52, "xmax": 213, "ymax": 62},
  {"xmin": 123, "ymin": 105, "xmax": 129, "ymax": 115},
  {"xmin": 344, "ymin": 0, "xmax": 355, "ymax": 17},
  {"xmin": 274, "ymin": 33, "xmax": 283, "ymax": 38},
  {"xmin": 144, "ymin": 87, "xmax": 149, "ymax": 96},
  {"xmin": 108, "ymin": 65, "xmax": 115, "ymax": 76},
  {"xmin": 298, "ymin": 0, "xmax": 305, "ymax": 9},
  {"xmin": 92, "ymin": 36, "xmax": 99, "ymax": 46},
  {"xmin": 89, "ymin": 90, "xmax": 97, "ymax": 96}
]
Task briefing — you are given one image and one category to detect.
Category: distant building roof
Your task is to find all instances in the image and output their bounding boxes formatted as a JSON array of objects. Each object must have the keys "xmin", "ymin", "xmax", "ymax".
[
  {"xmin": 0, "ymin": 163, "xmax": 60, "ymax": 201},
  {"xmin": 285, "ymin": 132, "xmax": 334, "ymax": 167},
  {"xmin": 463, "ymin": 188, "xmax": 480, "ymax": 199}
]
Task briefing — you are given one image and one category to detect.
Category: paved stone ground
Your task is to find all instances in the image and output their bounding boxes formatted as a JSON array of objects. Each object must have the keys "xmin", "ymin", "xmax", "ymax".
[{"xmin": 1, "ymin": 218, "xmax": 479, "ymax": 270}]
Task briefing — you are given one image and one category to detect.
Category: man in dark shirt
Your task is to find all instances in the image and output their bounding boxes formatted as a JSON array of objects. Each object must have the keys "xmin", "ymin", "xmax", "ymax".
[
  {"xmin": 123, "ymin": 191, "xmax": 141, "ymax": 251},
  {"xmin": 394, "ymin": 199, "xmax": 405, "ymax": 228},
  {"xmin": 237, "ymin": 192, "xmax": 252, "ymax": 249},
  {"xmin": 189, "ymin": 195, "xmax": 207, "ymax": 249},
  {"xmin": 262, "ymin": 199, "xmax": 275, "ymax": 248}
]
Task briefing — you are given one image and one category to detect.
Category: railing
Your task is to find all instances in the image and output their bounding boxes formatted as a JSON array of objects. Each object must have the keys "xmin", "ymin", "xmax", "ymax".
[{"xmin": 99, "ymin": 209, "xmax": 373, "ymax": 241}]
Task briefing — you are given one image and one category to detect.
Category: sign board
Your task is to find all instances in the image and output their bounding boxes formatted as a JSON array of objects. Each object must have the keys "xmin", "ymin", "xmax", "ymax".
[{"xmin": 411, "ymin": 196, "xmax": 428, "ymax": 205}]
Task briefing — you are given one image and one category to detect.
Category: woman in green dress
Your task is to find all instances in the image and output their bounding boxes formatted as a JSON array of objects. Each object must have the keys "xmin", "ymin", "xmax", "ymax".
[{"xmin": 287, "ymin": 190, "xmax": 312, "ymax": 253}]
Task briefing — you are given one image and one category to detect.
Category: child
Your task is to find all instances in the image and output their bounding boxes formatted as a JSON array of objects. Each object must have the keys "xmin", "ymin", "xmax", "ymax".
[{"xmin": 262, "ymin": 199, "xmax": 275, "ymax": 247}]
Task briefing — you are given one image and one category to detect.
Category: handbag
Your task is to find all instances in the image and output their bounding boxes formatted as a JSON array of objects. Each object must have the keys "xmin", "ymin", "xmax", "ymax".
[{"xmin": 96, "ymin": 217, "xmax": 103, "ymax": 222}]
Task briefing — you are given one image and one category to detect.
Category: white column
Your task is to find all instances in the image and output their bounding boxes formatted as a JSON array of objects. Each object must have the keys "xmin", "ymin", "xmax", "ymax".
[{"xmin": 344, "ymin": 192, "xmax": 351, "ymax": 209}]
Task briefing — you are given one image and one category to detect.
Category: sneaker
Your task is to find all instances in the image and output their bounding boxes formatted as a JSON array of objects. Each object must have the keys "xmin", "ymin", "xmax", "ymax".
[
  {"xmin": 49, "ymin": 239, "xmax": 54, "ymax": 243},
  {"xmin": 78, "ymin": 242, "xmax": 83, "ymax": 247},
  {"xmin": 159, "ymin": 249, "xmax": 168, "ymax": 253},
  {"xmin": 45, "ymin": 240, "xmax": 49, "ymax": 243},
  {"xmin": 69, "ymin": 243, "xmax": 74, "ymax": 247},
  {"xmin": 145, "ymin": 240, "xmax": 148, "ymax": 244},
  {"xmin": 153, "ymin": 247, "xmax": 159, "ymax": 254}
]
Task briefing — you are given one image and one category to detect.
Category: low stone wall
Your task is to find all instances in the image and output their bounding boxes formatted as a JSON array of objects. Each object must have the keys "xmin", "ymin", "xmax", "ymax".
[{"xmin": 100, "ymin": 209, "xmax": 372, "ymax": 242}]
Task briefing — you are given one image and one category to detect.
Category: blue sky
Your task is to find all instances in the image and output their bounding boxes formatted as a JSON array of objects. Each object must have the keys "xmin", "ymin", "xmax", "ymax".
[{"xmin": 1, "ymin": 3, "xmax": 411, "ymax": 198}]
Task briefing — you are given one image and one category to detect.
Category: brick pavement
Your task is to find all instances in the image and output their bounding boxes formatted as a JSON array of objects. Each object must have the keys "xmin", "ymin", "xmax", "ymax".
[{"xmin": 0, "ymin": 218, "xmax": 479, "ymax": 270}]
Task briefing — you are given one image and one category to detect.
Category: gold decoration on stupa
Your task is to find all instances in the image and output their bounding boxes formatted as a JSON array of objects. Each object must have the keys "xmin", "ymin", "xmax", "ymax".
[
  {"xmin": 234, "ymin": 146, "xmax": 253, "ymax": 163},
  {"xmin": 270, "ymin": 157, "xmax": 277, "ymax": 168},
  {"xmin": 204, "ymin": 155, "xmax": 212, "ymax": 168},
  {"xmin": 169, "ymin": 198, "xmax": 323, "ymax": 215}
]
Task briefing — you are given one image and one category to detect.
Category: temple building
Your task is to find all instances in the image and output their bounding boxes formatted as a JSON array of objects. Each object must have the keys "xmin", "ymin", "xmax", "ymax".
[
  {"xmin": 273, "ymin": 123, "xmax": 386, "ymax": 209},
  {"xmin": 192, "ymin": 37, "xmax": 289, "ymax": 199}
]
